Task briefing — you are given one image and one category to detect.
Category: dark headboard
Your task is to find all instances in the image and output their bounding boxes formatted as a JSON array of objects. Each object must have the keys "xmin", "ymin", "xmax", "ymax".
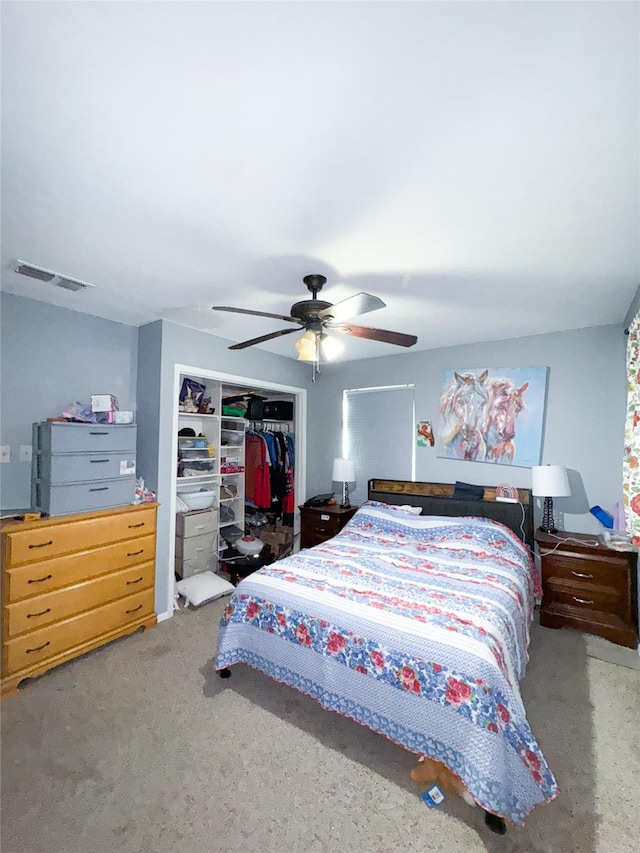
[{"xmin": 367, "ymin": 479, "xmax": 534, "ymax": 548}]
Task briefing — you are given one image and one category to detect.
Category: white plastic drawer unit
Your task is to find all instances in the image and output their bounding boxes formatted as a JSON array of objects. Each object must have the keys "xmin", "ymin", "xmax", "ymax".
[
  {"xmin": 35, "ymin": 452, "xmax": 136, "ymax": 484},
  {"xmin": 33, "ymin": 422, "xmax": 137, "ymax": 454},
  {"xmin": 31, "ymin": 421, "xmax": 137, "ymax": 516},
  {"xmin": 33, "ymin": 478, "xmax": 136, "ymax": 516},
  {"xmin": 175, "ymin": 509, "xmax": 218, "ymax": 538}
]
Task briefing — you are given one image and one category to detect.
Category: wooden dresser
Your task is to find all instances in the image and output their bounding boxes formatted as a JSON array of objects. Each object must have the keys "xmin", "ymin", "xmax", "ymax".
[
  {"xmin": 536, "ymin": 530, "xmax": 639, "ymax": 648},
  {"xmin": 1, "ymin": 503, "xmax": 158, "ymax": 698},
  {"xmin": 299, "ymin": 504, "xmax": 358, "ymax": 549}
]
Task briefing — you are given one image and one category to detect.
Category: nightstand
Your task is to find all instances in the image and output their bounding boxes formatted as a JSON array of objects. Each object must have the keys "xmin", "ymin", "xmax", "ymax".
[
  {"xmin": 535, "ymin": 530, "xmax": 639, "ymax": 648},
  {"xmin": 299, "ymin": 504, "xmax": 358, "ymax": 549}
]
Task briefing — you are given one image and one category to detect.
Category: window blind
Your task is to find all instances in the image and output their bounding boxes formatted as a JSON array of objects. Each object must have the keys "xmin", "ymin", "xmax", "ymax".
[{"xmin": 343, "ymin": 385, "xmax": 415, "ymax": 506}]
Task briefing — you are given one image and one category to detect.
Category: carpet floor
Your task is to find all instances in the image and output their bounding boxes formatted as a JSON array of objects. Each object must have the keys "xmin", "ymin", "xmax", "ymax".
[{"xmin": 1, "ymin": 599, "xmax": 639, "ymax": 853}]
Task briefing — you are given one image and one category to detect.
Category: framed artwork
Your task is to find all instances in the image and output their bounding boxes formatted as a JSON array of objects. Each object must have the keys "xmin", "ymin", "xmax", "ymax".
[
  {"xmin": 436, "ymin": 367, "xmax": 548, "ymax": 467},
  {"xmin": 417, "ymin": 420, "xmax": 434, "ymax": 447}
]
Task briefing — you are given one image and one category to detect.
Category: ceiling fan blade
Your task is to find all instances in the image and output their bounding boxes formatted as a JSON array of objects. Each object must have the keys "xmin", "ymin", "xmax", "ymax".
[
  {"xmin": 318, "ymin": 292, "xmax": 385, "ymax": 323},
  {"xmin": 329, "ymin": 323, "xmax": 418, "ymax": 348},
  {"xmin": 212, "ymin": 306, "xmax": 301, "ymax": 324},
  {"xmin": 228, "ymin": 327, "xmax": 301, "ymax": 350}
]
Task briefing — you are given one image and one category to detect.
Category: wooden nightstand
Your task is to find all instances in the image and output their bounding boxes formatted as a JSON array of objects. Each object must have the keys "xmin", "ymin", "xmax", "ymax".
[
  {"xmin": 535, "ymin": 530, "xmax": 639, "ymax": 648},
  {"xmin": 299, "ymin": 504, "xmax": 358, "ymax": 549}
]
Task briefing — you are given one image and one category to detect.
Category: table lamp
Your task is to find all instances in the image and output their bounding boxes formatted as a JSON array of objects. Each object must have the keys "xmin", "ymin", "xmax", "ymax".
[
  {"xmin": 332, "ymin": 458, "xmax": 356, "ymax": 508},
  {"xmin": 531, "ymin": 465, "xmax": 571, "ymax": 533}
]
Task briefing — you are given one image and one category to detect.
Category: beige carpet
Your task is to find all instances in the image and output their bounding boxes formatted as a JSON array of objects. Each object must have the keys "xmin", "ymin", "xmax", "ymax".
[{"xmin": 1, "ymin": 600, "xmax": 639, "ymax": 853}]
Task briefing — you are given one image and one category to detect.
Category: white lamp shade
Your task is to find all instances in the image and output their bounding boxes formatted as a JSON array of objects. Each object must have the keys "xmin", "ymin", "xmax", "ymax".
[
  {"xmin": 332, "ymin": 457, "xmax": 355, "ymax": 483},
  {"xmin": 531, "ymin": 465, "xmax": 571, "ymax": 497},
  {"xmin": 295, "ymin": 330, "xmax": 317, "ymax": 362}
]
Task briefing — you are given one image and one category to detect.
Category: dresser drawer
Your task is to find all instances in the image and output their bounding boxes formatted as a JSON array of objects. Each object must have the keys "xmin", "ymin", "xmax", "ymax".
[
  {"xmin": 4, "ymin": 506, "xmax": 157, "ymax": 567},
  {"xmin": 4, "ymin": 533, "xmax": 156, "ymax": 602},
  {"xmin": 4, "ymin": 561, "xmax": 155, "ymax": 638},
  {"xmin": 176, "ymin": 509, "xmax": 218, "ymax": 538},
  {"xmin": 35, "ymin": 452, "xmax": 136, "ymax": 485},
  {"xmin": 34, "ymin": 476, "xmax": 136, "ymax": 516},
  {"xmin": 34, "ymin": 422, "xmax": 137, "ymax": 454},
  {"xmin": 3, "ymin": 587, "xmax": 154, "ymax": 676}
]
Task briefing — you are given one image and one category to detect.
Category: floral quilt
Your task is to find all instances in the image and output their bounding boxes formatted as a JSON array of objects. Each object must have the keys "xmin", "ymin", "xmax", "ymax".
[{"xmin": 215, "ymin": 502, "xmax": 558, "ymax": 824}]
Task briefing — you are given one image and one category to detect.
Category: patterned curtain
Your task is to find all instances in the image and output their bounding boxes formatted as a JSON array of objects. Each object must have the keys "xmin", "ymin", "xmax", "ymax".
[{"xmin": 623, "ymin": 313, "xmax": 640, "ymax": 543}]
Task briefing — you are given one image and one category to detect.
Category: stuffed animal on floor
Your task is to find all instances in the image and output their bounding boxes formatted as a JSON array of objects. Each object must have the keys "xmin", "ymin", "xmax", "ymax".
[
  {"xmin": 410, "ymin": 756, "xmax": 507, "ymax": 835},
  {"xmin": 410, "ymin": 755, "xmax": 477, "ymax": 808}
]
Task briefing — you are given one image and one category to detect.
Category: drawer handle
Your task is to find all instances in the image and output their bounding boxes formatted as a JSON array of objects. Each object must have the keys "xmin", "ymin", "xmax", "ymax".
[
  {"xmin": 89, "ymin": 431, "xmax": 109, "ymax": 435},
  {"xmin": 89, "ymin": 486, "xmax": 109, "ymax": 492},
  {"xmin": 27, "ymin": 607, "xmax": 52, "ymax": 619},
  {"xmin": 28, "ymin": 540, "xmax": 53, "ymax": 549},
  {"xmin": 26, "ymin": 641, "xmax": 50, "ymax": 654},
  {"xmin": 127, "ymin": 577, "xmax": 144, "ymax": 585},
  {"xmin": 90, "ymin": 458, "xmax": 110, "ymax": 463},
  {"xmin": 28, "ymin": 574, "xmax": 53, "ymax": 584},
  {"xmin": 126, "ymin": 604, "xmax": 143, "ymax": 614},
  {"xmin": 128, "ymin": 522, "xmax": 145, "ymax": 529},
  {"xmin": 572, "ymin": 571, "xmax": 594, "ymax": 579},
  {"xmin": 572, "ymin": 596, "xmax": 594, "ymax": 605},
  {"xmin": 127, "ymin": 549, "xmax": 144, "ymax": 556}
]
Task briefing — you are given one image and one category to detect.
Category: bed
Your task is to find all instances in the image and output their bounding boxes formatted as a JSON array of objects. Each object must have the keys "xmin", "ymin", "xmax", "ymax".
[{"xmin": 215, "ymin": 479, "xmax": 558, "ymax": 825}]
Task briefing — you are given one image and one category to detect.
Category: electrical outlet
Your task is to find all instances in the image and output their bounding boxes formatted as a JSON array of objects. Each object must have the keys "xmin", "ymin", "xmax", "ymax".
[
  {"xmin": 0, "ymin": 446, "xmax": 10, "ymax": 463},
  {"xmin": 19, "ymin": 445, "xmax": 32, "ymax": 462}
]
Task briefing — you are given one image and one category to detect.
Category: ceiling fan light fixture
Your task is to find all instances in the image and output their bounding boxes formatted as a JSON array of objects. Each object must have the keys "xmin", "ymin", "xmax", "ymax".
[
  {"xmin": 319, "ymin": 332, "xmax": 344, "ymax": 361},
  {"xmin": 295, "ymin": 329, "xmax": 317, "ymax": 362}
]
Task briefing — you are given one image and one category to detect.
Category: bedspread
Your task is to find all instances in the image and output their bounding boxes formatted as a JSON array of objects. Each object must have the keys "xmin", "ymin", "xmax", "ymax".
[{"xmin": 215, "ymin": 503, "xmax": 558, "ymax": 824}]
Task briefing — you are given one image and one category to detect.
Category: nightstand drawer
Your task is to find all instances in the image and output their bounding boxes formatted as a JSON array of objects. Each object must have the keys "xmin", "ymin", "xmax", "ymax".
[
  {"xmin": 543, "ymin": 581, "xmax": 624, "ymax": 618},
  {"xmin": 304, "ymin": 517, "xmax": 341, "ymax": 538},
  {"xmin": 540, "ymin": 553, "xmax": 627, "ymax": 595},
  {"xmin": 536, "ymin": 530, "xmax": 638, "ymax": 648},
  {"xmin": 299, "ymin": 505, "xmax": 358, "ymax": 549}
]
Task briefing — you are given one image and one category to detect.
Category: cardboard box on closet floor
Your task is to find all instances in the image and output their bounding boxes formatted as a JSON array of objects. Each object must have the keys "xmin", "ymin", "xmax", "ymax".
[{"xmin": 261, "ymin": 524, "xmax": 294, "ymax": 559}]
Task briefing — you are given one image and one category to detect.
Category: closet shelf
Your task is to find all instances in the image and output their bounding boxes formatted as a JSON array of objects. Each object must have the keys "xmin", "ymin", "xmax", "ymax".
[{"xmin": 176, "ymin": 473, "xmax": 220, "ymax": 482}]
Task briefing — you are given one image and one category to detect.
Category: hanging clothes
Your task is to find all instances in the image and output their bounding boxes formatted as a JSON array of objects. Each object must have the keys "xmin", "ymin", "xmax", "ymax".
[{"xmin": 245, "ymin": 427, "xmax": 295, "ymax": 517}]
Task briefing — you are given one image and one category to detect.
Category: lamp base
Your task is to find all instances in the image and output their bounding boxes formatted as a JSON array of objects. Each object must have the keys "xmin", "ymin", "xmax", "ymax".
[
  {"xmin": 340, "ymin": 482, "xmax": 351, "ymax": 509},
  {"xmin": 539, "ymin": 496, "xmax": 556, "ymax": 534}
]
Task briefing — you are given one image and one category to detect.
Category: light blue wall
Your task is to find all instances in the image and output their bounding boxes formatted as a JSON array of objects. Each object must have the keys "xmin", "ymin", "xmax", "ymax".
[
  {"xmin": 624, "ymin": 284, "xmax": 640, "ymax": 329},
  {"xmin": 138, "ymin": 319, "xmax": 313, "ymax": 617},
  {"xmin": 0, "ymin": 292, "xmax": 138, "ymax": 508},
  {"xmin": 0, "ymin": 292, "xmax": 629, "ymax": 613},
  {"xmin": 307, "ymin": 324, "xmax": 626, "ymax": 534}
]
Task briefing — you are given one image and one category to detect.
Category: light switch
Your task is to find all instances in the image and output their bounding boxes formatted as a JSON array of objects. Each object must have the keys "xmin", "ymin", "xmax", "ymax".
[
  {"xmin": 0, "ymin": 446, "xmax": 10, "ymax": 463},
  {"xmin": 19, "ymin": 445, "xmax": 32, "ymax": 462}
]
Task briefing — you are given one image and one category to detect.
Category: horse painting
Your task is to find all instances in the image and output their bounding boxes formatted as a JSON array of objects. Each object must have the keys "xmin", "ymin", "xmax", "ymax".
[
  {"xmin": 437, "ymin": 368, "xmax": 540, "ymax": 466},
  {"xmin": 482, "ymin": 379, "xmax": 529, "ymax": 464},
  {"xmin": 439, "ymin": 370, "xmax": 490, "ymax": 461}
]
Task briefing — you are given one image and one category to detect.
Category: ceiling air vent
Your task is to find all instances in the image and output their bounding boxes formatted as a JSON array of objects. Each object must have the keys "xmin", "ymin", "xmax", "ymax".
[
  {"xmin": 15, "ymin": 261, "xmax": 95, "ymax": 293},
  {"xmin": 14, "ymin": 263, "xmax": 54, "ymax": 282},
  {"xmin": 54, "ymin": 277, "xmax": 89, "ymax": 292}
]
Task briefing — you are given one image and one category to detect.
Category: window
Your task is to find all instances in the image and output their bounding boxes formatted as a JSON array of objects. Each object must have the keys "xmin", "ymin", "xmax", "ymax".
[{"xmin": 343, "ymin": 385, "xmax": 415, "ymax": 506}]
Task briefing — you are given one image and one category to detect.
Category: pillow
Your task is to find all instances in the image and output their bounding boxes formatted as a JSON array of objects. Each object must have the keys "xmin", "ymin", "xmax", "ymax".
[
  {"xmin": 363, "ymin": 500, "xmax": 423, "ymax": 515},
  {"xmin": 175, "ymin": 572, "xmax": 235, "ymax": 607},
  {"xmin": 452, "ymin": 481, "xmax": 484, "ymax": 501}
]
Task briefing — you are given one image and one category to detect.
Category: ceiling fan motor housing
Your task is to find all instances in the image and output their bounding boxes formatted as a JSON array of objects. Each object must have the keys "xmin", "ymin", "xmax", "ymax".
[{"xmin": 289, "ymin": 300, "xmax": 332, "ymax": 333}]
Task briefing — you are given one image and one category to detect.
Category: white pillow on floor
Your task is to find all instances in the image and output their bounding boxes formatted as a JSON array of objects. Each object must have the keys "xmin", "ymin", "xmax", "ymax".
[{"xmin": 176, "ymin": 572, "xmax": 235, "ymax": 607}]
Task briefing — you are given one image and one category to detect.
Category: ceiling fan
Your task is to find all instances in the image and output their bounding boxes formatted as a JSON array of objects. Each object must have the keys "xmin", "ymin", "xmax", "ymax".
[{"xmin": 211, "ymin": 275, "xmax": 418, "ymax": 362}]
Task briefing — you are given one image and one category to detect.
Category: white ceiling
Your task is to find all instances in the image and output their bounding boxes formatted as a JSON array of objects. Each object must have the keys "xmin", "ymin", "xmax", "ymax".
[{"xmin": 1, "ymin": 1, "xmax": 638, "ymax": 362}]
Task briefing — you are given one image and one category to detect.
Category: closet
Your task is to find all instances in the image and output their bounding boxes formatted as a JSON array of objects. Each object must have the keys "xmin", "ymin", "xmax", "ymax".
[{"xmin": 173, "ymin": 371, "xmax": 297, "ymax": 578}]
